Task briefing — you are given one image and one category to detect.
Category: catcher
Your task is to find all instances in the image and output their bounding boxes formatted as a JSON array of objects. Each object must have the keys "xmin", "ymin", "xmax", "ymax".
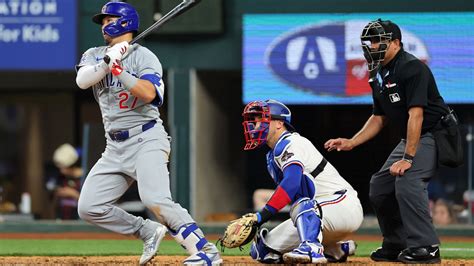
[{"xmin": 221, "ymin": 100, "xmax": 363, "ymax": 264}]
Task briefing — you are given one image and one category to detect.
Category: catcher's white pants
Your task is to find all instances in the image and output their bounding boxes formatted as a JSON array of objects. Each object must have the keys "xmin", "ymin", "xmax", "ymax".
[{"xmin": 264, "ymin": 189, "xmax": 363, "ymax": 254}]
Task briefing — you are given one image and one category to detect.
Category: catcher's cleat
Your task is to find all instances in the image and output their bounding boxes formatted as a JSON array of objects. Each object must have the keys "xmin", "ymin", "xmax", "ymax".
[
  {"xmin": 325, "ymin": 240, "xmax": 357, "ymax": 262},
  {"xmin": 283, "ymin": 241, "xmax": 327, "ymax": 264},
  {"xmin": 184, "ymin": 242, "xmax": 223, "ymax": 265},
  {"xmin": 139, "ymin": 224, "xmax": 167, "ymax": 265}
]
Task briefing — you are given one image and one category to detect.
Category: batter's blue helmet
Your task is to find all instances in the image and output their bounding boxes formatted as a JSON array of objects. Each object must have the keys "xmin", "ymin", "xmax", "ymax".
[{"xmin": 92, "ymin": 1, "xmax": 139, "ymax": 37}]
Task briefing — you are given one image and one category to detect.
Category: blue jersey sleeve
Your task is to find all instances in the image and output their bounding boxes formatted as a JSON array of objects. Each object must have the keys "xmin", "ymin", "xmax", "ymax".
[{"xmin": 266, "ymin": 163, "xmax": 303, "ymax": 210}]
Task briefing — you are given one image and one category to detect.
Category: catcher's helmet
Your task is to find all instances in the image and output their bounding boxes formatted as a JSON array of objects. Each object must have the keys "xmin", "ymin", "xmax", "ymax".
[
  {"xmin": 360, "ymin": 19, "xmax": 401, "ymax": 71},
  {"xmin": 92, "ymin": 1, "xmax": 139, "ymax": 37},
  {"xmin": 242, "ymin": 100, "xmax": 295, "ymax": 150}
]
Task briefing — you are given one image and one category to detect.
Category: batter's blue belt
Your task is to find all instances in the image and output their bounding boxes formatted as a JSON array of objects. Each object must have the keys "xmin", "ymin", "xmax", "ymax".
[{"xmin": 108, "ymin": 120, "xmax": 157, "ymax": 142}]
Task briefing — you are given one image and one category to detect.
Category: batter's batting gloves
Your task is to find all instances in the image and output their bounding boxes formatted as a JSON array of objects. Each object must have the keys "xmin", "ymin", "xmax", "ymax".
[{"xmin": 104, "ymin": 41, "xmax": 129, "ymax": 68}]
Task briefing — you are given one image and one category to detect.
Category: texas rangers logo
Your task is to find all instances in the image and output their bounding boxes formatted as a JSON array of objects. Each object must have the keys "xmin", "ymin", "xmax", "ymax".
[
  {"xmin": 389, "ymin": 93, "xmax": 401, "ymax": 103},
  {"xmin": 281, "ymin": 150, "xmax": 294, "ymax": 162}
]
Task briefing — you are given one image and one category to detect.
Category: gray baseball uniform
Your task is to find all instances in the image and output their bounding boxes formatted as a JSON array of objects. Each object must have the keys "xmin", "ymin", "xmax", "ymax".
[{"xmin": 76, "ymin": 44, "xmax": 195, "ymax": 239}]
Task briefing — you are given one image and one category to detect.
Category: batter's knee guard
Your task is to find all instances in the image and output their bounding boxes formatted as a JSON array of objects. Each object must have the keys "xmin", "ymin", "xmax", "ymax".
[
  {"xmin": 170, "ymin": 223, "xmax": 222, "ymax": 265},
  {"xmin": 290, "ymin": 198, "xmax": 323, "ymax": 244},
  {"xmin": 250, "ymin": 228, "xmax": 283, "ymax": 264}
]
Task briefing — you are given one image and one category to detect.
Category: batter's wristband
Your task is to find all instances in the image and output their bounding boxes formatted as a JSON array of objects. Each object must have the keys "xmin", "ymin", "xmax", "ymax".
[
  {"xmin": 257, "ymin": 208, "xmax": 273, "ymax": 226},
  {"xmin": 117, "ymin": 70, "xmax": 138, "ymax": 90}
]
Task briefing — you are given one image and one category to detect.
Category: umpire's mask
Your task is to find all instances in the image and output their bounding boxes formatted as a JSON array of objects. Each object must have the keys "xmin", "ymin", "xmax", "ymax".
[{"xmin": 360, "ymin": 19, "xmax": 394, "ymax": 71}]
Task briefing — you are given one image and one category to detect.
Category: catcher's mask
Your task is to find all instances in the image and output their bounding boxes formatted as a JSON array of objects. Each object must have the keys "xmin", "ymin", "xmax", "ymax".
[
  {"xmin": 92, "ymin": 1, "xmax": 139, "ymax": 38},
  {"xmin": 242, "ymin": 100, "xmax": 294, "ymax": 150},
  {"xmin": 360, "ymin": 19, "xmax": 401, "ymax": 71}
]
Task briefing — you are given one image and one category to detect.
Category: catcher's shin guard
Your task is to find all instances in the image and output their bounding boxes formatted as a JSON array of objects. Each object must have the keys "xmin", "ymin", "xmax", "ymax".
[
  {"xmin": 290, "ymin": 198, "xmax": 323, "ymax": 244},
  {"xmin": 250, "ymin": 228, "xmax": 283, "ymax": 263},
  {"xmin": 171, "ymin": 223, "xmax": 222, "ymax": 265}
]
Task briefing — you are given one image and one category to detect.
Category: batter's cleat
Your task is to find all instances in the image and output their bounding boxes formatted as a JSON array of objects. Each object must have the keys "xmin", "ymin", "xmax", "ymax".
[
  {"xmin": 397, "ymin": 246, "xmax": 441, "ymax": 264},
  {"xmin": 325, "ymin": 240, "xmax": 357, "ymax": 262},
  {"xmin": 139, "ymin": 224, "xmax": 167, "ymax": 265},
  {"xmin": 183, "ymin": 242, "xmax": 223, "ymax": 265},
  {"xmin": 283, "ymin": 241, "xmax": 327, "ymax": 264},
  {"xmin": 370, "ymin": 247, "xmax": 401, "ymax": 262}
]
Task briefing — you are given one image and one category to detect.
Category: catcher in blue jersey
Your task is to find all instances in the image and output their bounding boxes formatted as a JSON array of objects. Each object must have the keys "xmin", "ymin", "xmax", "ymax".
[{"xmin": 241, "ymin": 100, "xmax": 363, "ymax": 264}]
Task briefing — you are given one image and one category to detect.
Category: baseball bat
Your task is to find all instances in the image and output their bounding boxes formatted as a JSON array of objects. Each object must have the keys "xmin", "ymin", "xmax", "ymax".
[
  {"xmin": 104, "ymin": 0, "xmax": 201, "ymax": 63},
  {"xmin": 131, "ymin": 0, "xmax": 201, "ymax": 44}
]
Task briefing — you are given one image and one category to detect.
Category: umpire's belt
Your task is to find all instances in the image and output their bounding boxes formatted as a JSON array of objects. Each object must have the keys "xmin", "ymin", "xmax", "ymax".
[
  {"xmin": 311, "ymin": 158, "xmax": 327, "ymax": 178},
  {"xmin": 108, "ymin": 120, "xmax": 157, "ymax": 142}
]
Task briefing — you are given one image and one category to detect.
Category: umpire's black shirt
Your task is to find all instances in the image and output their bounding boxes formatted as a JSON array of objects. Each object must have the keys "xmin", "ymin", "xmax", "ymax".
[{"xmin": 369, "ymin": 48, "xmax": 448, "ymax": 138}]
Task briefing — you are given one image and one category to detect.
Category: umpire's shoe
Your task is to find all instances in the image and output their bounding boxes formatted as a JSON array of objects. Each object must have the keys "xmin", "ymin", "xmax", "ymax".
[
  {"xmin": 370, "ymin": 247, "xmax": 401, "ymax": 262},
  {"xmin": 398, "ymin": 246, "xmax": 441, "ymax": 264},
  {"xmin": 139, "ymin": 224, "xmax": 167, "ymax": 265}
]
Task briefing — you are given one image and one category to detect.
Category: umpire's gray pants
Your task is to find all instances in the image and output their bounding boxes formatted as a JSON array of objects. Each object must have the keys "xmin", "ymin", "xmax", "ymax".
[{"xmin": 369, "ymin": 132, "xmax": 440, "ymax": 249}]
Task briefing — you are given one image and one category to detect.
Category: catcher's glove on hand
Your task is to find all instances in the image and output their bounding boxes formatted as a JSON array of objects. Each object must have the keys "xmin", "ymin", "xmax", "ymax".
[{"xmin": 219, "ymin": 213, "xmax": 259, "ymax": 249}]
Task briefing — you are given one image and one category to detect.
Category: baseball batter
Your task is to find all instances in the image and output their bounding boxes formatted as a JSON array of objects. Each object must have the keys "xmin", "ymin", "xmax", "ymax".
[
  {"xmin": 241, "ymin": 100, "xmax": 363, "ymax": 264},
  {"xmin": 75, "ymin": 2, "xmax": 221, "ymax": 265}
]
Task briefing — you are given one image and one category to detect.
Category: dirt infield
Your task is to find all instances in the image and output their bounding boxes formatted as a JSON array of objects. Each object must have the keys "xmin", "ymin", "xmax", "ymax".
[{"xmin": 0, "ymin": 256, "xmax": 472, "ymax": 265}]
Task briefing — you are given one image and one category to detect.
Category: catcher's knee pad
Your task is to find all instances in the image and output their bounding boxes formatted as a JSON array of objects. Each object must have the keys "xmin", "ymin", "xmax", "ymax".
[
  {"xmin": 290, "ymin": 198, "xmax": 322, "ymax": 243},
  {"xmin": 250, "ymin": 228, "xmax": 283, "ymax": 264},
  {"xmin": 170, "ymin": 223, "xmax": 208, "ymax": 254}
]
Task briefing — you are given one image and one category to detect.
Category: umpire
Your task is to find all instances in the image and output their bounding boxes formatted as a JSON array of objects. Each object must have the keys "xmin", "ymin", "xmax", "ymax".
[{"xmin": 325, "ymin": 19, "xmax": 450, "ymax": 264}]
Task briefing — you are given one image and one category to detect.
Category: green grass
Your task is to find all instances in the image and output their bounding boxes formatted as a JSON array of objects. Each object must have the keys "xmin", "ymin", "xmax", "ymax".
[{"xmin": 0, "ymin": 239, "xmax": 473, "ymax": 259}]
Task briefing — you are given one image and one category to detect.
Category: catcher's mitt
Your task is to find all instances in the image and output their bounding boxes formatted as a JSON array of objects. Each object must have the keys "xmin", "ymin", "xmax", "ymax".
[{"xmin": 219, "ymin": 213, "xmax": 259, "ymax": 249}]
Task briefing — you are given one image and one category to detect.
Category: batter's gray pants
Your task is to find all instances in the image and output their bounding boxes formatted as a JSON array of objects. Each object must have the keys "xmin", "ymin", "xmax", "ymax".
[
  {"xmin": 369, "ymin": 132, "xmax": 440, "ymax": 250},
  {"xmin": 77, "ymin": 126, "xmax": 195, "ymax": 240}
]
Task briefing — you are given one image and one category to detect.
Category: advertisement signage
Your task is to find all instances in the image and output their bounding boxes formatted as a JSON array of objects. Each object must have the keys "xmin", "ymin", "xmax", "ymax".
[
  {"xmin": 0, "ymin": 0, "xmax": 77, "ymax": 70},
  {"xmin": 243, "ymin": 13, "xmax": 474, "ymax": 104}
]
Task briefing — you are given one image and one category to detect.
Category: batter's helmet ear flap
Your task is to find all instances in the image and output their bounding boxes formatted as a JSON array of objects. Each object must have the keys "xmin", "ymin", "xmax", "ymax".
[{"xmin": 92, "ymin": 1, "xmax": 139, "ymax": 37}]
